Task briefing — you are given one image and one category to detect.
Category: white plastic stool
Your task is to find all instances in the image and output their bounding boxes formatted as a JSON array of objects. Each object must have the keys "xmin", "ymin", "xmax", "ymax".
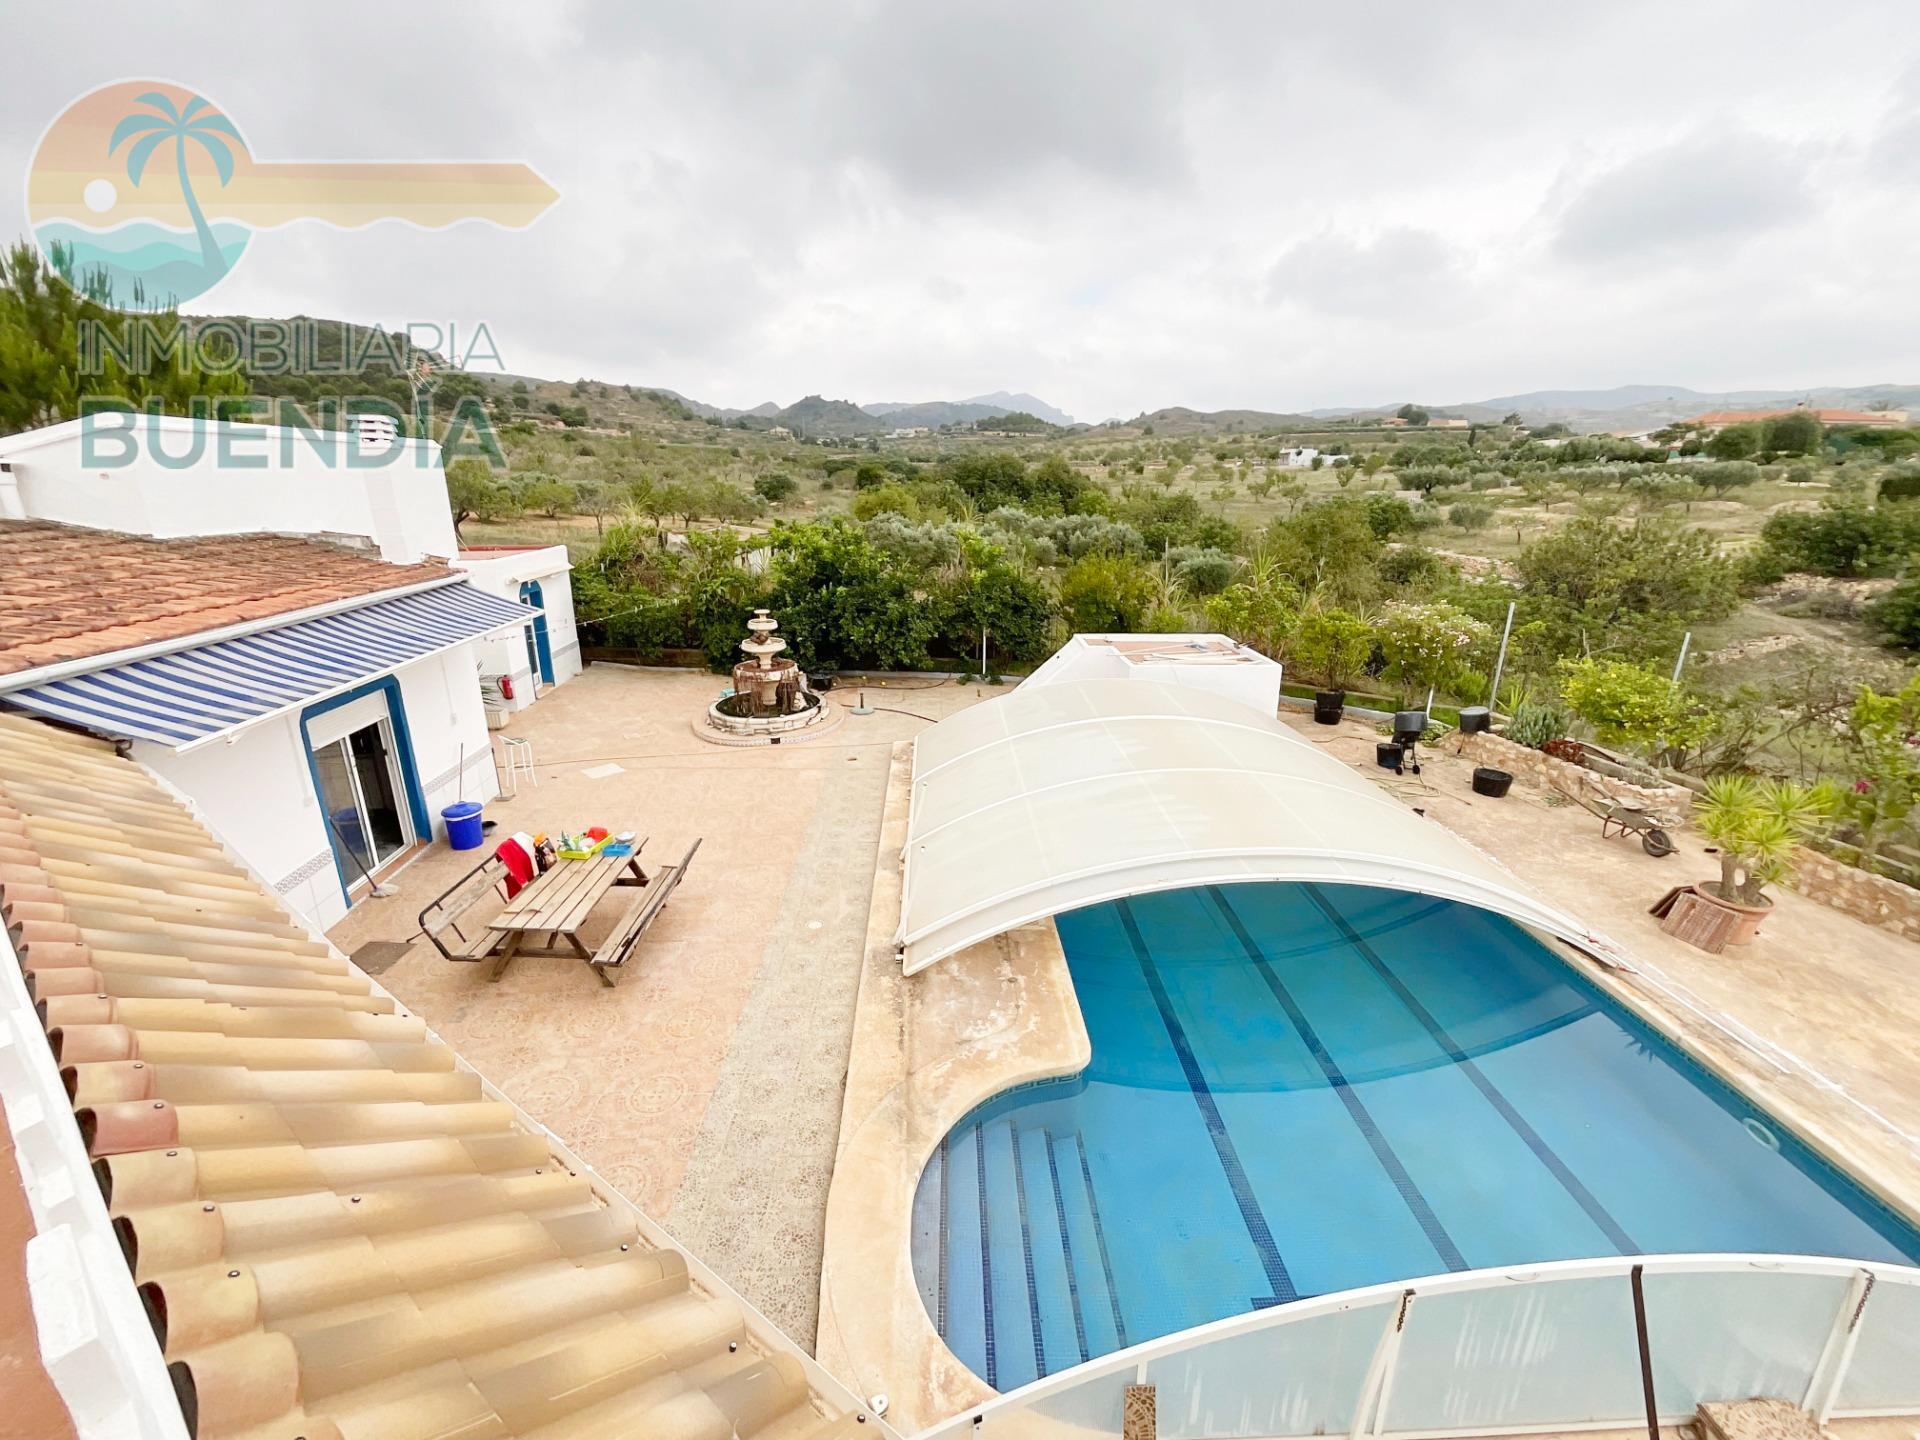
[{"xmin": 500, "ymin": 735, "xmax": 537, "ymax": 794}]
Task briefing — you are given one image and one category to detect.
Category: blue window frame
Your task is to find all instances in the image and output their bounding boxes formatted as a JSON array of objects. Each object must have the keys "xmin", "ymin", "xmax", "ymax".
[
  {"xmin": 520, "ymin": 579, "xmax": 555, "ymax": 685},
  {"xmin": 299, "ymin": 675, "xmax": 430, "ymax": 906}
]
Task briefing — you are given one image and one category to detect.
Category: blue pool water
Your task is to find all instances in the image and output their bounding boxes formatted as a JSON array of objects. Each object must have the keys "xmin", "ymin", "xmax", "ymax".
[{"xmin": 909, "ymin": 883, "xmax": 1920, "ymax": 1392}]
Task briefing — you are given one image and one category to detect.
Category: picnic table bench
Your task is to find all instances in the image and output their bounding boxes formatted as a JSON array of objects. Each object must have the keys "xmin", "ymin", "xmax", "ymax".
[
  {"xmin": 420, "ymin": 856, "xmax": 512, "ymax": 962},
  {"xmin": 416, "ymin": 836, "xmax": 700, "ymax": 986}
]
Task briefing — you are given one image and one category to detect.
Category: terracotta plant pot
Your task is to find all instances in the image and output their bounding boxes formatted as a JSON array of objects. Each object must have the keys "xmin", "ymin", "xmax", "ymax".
[{"xmin": 1693, "ymin": 882, "xmax": 1773, "ymax": 944}]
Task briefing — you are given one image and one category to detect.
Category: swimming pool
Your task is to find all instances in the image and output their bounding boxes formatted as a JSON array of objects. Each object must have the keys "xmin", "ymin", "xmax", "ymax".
[{"xmin": 909, "ymin": 883, "xmax": 1920, "ymax": 1392}]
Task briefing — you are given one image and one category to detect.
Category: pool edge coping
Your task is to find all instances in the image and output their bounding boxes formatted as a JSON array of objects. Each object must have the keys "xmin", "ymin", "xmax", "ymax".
[{"xmin": 817, "ymin": 739, "xmax": 1093, "ymax": 1435}]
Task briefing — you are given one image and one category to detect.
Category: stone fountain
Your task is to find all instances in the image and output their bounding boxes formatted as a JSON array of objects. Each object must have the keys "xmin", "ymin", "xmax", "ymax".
[{"xmin": 698, "ymin": 610, "xmax": 838, "ymax": 745}]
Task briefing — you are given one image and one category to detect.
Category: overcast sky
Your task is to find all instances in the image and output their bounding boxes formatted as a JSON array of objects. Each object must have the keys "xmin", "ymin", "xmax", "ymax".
[{"xmin": 7, "ymin": 1, "xmax": 1918, "ymax": 421}]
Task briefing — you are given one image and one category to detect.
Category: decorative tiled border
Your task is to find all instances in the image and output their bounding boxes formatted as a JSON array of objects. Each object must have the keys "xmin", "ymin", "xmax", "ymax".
[
  {"xmin": 423, "ymin": 747, "xmax": 496, "ymax": 794},
  {"xmin": 273, "ymin": 849, "xmax": 334, "ymax": 894}
]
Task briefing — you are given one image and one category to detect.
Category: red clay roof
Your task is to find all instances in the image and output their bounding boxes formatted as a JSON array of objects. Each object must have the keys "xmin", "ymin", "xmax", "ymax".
[
  {"xmin": 0, "ymin": 715, "xmax": 874, "ymax": 1440},
  {"xmin": 0, "ymin": 522, "xmax": 452, "ymax": 680}
]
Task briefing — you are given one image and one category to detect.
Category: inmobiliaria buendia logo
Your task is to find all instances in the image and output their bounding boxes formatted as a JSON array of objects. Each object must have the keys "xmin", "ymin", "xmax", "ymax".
[{"xmin": 25, "ymin": 79, "xmax": 560, "ymax": 465}]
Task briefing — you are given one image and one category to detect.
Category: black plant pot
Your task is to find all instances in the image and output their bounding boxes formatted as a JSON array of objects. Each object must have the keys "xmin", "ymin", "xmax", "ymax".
[
  {"xmin": 805, "ymin": 668, "xmax": 837, "ymax": 692},
  {"xmin": 1471, "ymin": 766, "xmax": 1513, "ymax": 798},
  {"xmin": 1376, "ymin": 742, "xmax": 1405, "ymax": 770},
  {"xmin": 1313, "ymin": 689, "xmax": 1345, "ymax": 725}
]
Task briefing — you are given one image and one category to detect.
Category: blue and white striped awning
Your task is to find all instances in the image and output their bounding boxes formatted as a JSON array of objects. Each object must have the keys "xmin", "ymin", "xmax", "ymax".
[{"xmin": 2, "ymin": 582, "xmax": 537, "ymax": 749}]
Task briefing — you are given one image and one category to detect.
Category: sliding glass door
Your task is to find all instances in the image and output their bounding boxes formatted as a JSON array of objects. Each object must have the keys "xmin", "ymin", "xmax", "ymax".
[{"xmin": 311, "ymin": 708, "xmax": 412, "ymax": 883}]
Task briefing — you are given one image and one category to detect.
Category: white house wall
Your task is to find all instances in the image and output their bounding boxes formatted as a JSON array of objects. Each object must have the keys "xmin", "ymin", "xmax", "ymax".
[
  {"xmin": 0, "ymin": 417, "xmax": 459, "ymax": 564},
  {"xmin": 453, "ymin": 547, "xmax": 582, "ymax": 709},
  {"xmin": 135, "ymin": 712, "xmax": 345, "ymax": 930},
  {"xmin": 400, "ymin": 643, "xmax": 502, "ymax": 827},
  {"xmin": 134, "ymin": 643, "xmax": 499, "ymax": 932}
]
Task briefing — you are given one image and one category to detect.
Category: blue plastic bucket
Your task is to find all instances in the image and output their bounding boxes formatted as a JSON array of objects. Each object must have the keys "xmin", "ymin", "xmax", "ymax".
[{"xmin": 442, "ymin": 801, "xmax": 484, "ymax": 851}]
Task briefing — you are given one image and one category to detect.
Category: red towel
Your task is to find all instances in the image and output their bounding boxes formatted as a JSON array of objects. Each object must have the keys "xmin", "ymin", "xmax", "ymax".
[{"xmin": 496, "ymin": 833, "xmax": 536, "ymax": 898}]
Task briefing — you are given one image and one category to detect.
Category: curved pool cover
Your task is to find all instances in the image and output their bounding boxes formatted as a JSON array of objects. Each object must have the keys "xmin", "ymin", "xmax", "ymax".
[{"xmin": 909, "ymin": 883, "xmax": 1920, "ymax": 1392}]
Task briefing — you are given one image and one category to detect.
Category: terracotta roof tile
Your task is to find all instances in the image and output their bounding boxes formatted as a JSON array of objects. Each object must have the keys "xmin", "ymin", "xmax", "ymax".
[
  {"xmin": 0, "ymin": 715, "xmax": 880, "ymax": 1440},
  {"xmin": 0, "ymin": 522, "xmax": 453, "ymax": 679}
]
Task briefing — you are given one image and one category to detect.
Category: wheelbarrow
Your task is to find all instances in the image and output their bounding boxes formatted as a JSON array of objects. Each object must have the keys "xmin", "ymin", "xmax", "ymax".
[{"xmin": 1556, "ymin": 787, "xmax": 1676, "ymax": 858}]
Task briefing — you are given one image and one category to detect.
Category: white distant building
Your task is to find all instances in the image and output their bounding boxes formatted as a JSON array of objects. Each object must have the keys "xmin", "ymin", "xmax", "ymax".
[
  {"xmin": 1278, "ymin": 446, "xmax": 1321, "ymax": 468},
  {"xmin": 889, "ymin": 425, "xmax": 930, "ymax": 439}
]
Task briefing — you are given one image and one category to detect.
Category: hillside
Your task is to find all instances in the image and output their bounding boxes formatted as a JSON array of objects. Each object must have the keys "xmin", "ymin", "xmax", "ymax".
[
  {"xmin": 773, "ymin": 394, "xmax": 882, "ymax": 437},
  {"xmin": 863, "ymin": 399, "xmax": 1011, "ymax": 428},
  {"xmin": 1316, "ymin": 383, "xmax": 1920, "ymax": 434},
  {"xmin": 1127, "ymin": 405, "xmax": 1313, "ymax": 435},
  {"xmin": 962, "ymin": 391, "xmax": 1075, "ymax": 426}
]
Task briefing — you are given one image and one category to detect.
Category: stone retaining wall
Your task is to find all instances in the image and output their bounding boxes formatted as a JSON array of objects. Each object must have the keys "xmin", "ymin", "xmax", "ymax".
[
  {"xmin": 1462, "ymin": 732, "xmax": 1920, "ymax": 940},
  {"xmin": 1785, "ymin": 846, "xmax": 1920, "ymax": 941},
  {"xmin": 1456, "ymin": 730, "xmax": 1694, "ymax": 820}
]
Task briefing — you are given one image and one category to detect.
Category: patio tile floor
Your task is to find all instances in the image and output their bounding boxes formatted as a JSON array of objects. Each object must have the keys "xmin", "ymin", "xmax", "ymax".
[{"xmin": 325, "ymin": 664, "xmax": 990, "ymax": 1342}]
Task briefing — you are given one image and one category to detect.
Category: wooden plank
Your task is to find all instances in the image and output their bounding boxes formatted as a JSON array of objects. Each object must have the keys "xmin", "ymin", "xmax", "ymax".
[
  {"xmin": 1658, "ymin": 888, "xmax": 1738, "ymax": 954},
  {"xmin": 491, "ymin": 855, "xmax": 618, "ymax": 933},
  {"xmin": 549, "ymin": 856, "xmax": 623, "ymax": 932},
  {"xmin": 531, "ymin": 859, "xmax": 608, "ymax": 929}
]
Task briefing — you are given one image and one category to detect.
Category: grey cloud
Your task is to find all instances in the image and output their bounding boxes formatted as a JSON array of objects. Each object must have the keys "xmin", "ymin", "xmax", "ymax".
[
  {"xmin": 1266, "ymin": 227, "xmax": 1471, "ymax": 320},
  {"xmin": 2, "ymin": 0, "xmax": 1917, "ymax": 421},
  {"xmin": 1551, "ymin": 133, "xmax": 1819, "ymax": 263}
]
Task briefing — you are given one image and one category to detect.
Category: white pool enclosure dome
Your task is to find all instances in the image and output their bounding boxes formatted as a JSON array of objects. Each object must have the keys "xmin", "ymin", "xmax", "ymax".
[{"xmin": 897, "ymin": 675, "xmax": 1617, "ymax": 975}]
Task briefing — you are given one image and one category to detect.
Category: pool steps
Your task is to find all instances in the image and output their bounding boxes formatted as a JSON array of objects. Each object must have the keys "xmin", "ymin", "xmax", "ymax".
[{"xmin": 932, "ymin": 1120, "xmax": 1124, "ymax": 1391}]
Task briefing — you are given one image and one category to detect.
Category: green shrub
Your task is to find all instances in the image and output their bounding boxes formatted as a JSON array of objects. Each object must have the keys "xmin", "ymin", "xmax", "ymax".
[
  {"xmin": 1170, "ymin": 547, "xmax": 1236, "ymax": 595},
  {"xmin": 1448, "ymin": 502, "xmax": 1494, "ymax": 531},
  {"xmin": 1868, "ymin": 576, "xmax": 1920, "ymax": 648},
  {"xmin": 1504, "ymin": 701, "xmax": 1570, "ymax": 749},
  {"xmin": 1557, "ymin": 657, "xmax": 1717, "ymax": 762},
  {"xmin": 1758, "ymin": 502, "xmax": 1919, "ymax": 577},
  {"xmin": 1378, "ymin": 545, "xmax": 1449, "ymax": 588},
  {"xmin": 1878, "ymin": 468, "xmax": 1920, "ymax": 503},
  {"xmin": 1288, "ymin": 608, "xmax": 1375, "ymax": 691},
  {"xmin": 1360, "ymin": 493, "xmax": 1417, "ymax": 538},
  {"xmin": 1375, "ymin": 601, "xmax": 1493, "ymax": 700},
  {"xmin": 1059, "ymin": 553, "xmax": 1158, "ymax": 633}
]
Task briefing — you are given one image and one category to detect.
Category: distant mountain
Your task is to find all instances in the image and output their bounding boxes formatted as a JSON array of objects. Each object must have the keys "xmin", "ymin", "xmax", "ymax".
[
  {"xmin": 863, "ymin": 399, "xmax": 1010, "ymax": 428},
  {"xmin": 864, "ymin": 391, "xmax": 1075, "ymax": 427},
  {"xmin": 963, "ymin": 391, "xmax": 1075, "ymax": 426},
  {"xmin": 773, "ymin": 394, "xmax": 883, "ymax": 437}
]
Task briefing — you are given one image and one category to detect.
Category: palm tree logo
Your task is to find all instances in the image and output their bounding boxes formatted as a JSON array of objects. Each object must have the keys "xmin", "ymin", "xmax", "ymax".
[{"xmin": 108, "ymin": 91, "xmax": 243, "ymax": 285}]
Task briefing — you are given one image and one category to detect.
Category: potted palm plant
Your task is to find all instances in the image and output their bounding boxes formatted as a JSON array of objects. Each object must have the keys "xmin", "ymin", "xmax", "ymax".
[
  {"xmin": 1290, "ymin": 609, "xmax": 1374, "ymax": 724},
  {"xmin": 1685, "ymin": 777, "xmax": 1830, "ymax": 944}
]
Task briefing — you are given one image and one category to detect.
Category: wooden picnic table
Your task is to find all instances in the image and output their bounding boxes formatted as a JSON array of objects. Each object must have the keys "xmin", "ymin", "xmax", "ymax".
[{"xmin": 485, "ymin": 846, "xmax": 649, "ymax": 980}]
